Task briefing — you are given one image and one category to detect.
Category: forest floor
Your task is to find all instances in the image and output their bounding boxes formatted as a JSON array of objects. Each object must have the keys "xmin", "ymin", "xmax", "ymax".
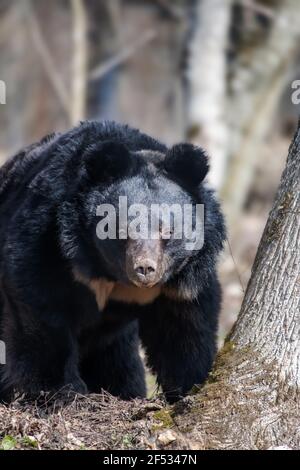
[{"xmin": 0, "ymin": 390, "xmax": 194, "ymax": 450}]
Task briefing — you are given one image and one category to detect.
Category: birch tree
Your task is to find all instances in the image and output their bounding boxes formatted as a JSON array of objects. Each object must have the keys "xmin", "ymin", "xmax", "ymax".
[{"xmin": 187, "ymin": 0, "xmax": 232, "ymax": 190}]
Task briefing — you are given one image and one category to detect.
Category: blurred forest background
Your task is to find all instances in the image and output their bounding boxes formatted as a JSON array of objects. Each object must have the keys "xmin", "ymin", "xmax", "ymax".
[{"xmin": 0, "ymin": 0, "xmax": 299, "ymax": 358}]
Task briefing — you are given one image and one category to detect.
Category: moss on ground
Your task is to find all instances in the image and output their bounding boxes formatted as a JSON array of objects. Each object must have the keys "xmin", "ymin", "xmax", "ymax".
[{"xmin": 152, "ymin": 409, "xmax": 174, "ymax": 431}]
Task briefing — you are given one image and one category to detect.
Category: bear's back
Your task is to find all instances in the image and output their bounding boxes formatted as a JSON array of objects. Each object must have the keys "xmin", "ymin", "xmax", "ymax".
[
  {"xmin": 0, "ymin": 132, "xmax": 59, "ymax": 205},
  {"xmin": 0, "ymin": 121, "xmax": 166, "ymax": 206}
]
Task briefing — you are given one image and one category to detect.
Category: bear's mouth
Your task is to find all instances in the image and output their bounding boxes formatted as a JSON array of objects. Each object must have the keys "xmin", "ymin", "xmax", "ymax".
[{"xmin": 130, "ymin": 278, "xmax": 159, "ymax": 289}]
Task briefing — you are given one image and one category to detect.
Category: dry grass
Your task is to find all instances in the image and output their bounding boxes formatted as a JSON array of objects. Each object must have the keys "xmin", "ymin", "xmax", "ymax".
[{"xmin": 0, "ymin": 390, "xmax": 186, "ymax": 450}]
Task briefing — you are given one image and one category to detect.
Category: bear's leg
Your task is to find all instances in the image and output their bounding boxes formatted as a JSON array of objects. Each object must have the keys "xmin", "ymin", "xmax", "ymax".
[
  {"xmin": 2, "ymin": 321, "xmax": 87, "ymax": 398},
  {"xmin": 81, "ymin": 322, "xmax": 146, "ymax": 400},
  {"xmin": 139, "ymin": 290, "xmax": 219, "ymax": 403}
]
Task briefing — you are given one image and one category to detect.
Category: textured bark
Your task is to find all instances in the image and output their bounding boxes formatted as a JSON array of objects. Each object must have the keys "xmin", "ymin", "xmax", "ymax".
[
  {"xmin": 230, "ymin": 135, "xmax": 300, "ymax": 396},
  {"xmin": 169, "ymin": 121, "xmax": 300, "ymax": 449}
]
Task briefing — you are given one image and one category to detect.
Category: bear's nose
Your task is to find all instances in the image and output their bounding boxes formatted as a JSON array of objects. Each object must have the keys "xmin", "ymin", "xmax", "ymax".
[{"xmin": 134, "ymin": 259, "xmax": 157, "ymax": 281}]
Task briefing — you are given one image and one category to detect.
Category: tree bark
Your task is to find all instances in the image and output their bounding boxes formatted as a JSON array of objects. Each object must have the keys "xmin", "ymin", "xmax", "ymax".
[{"xmin": 169, "ymin": 120, "xmax": 300, "ymax": 450}]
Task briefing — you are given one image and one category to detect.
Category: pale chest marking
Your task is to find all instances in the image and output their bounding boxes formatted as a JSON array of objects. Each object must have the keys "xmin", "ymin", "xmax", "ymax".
[
  {"xmin": 73, "ymin": 269, "xmax": 161, "ymax": 310},
  {"xmin": 73, "ymin": 270, "xmax": 193, "ymax": 310}
]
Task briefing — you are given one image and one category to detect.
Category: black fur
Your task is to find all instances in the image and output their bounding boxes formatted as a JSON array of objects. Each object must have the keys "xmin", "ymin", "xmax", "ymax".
[{"xmin": 0, "ymin": 121, "xmax": 225, "ymax": 403}]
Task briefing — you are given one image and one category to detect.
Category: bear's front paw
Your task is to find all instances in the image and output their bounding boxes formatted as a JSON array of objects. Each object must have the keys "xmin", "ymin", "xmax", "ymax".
[{"xmin": 163, "ymin": 388, "xmax": 183, "ymax": 404}]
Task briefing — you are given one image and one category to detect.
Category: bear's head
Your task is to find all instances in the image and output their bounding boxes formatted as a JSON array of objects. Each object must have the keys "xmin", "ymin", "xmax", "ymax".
[{"xmin": 76, "ymin": 140, "xmax": 210, "ymax": 295}]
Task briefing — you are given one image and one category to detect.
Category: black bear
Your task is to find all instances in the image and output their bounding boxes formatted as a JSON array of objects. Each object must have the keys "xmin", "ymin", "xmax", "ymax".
[{"xmin": 0, "ymin": 121, "xmax": 225, "ymax": 403}]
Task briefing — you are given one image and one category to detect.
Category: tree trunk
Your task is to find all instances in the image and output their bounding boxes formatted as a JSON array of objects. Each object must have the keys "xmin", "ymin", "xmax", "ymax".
[
  {"xmin": 70, "ymin": 0, "xmax": 88, "ymax": 124},
  {"xmin": 170, "ymin": 121, "xmax": 300, "ymax": 450},
  {"xmin": 187, "ymin": 0, "xmax": 233, "ymax": 190}
]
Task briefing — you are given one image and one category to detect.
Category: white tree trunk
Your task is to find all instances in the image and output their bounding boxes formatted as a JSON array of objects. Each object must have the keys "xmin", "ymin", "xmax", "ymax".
[
  {"xmin": 70, "ymin": 0, "xmax": 88, "ymax": 124},
  {"xmin": 187, "ymin": 0, "xmax": 232, "ymax": 190}
]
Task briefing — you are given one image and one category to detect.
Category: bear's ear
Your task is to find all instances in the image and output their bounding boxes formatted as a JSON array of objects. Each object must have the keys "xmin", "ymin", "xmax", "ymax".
[
  {"xmin": 84, "ymin": 141, "xmax": 133, "ymax": 182},
  {"xmin": 164, "ymin": 143, "xmax": 209, "ymax": 187}
]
